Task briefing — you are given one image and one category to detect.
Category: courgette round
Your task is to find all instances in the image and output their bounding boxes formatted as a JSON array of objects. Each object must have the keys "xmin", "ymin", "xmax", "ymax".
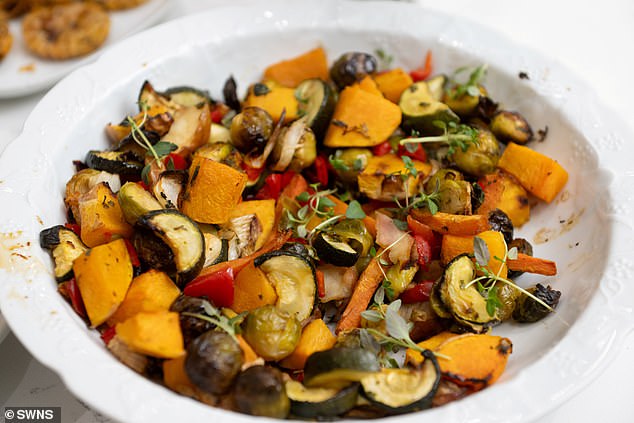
[
  {"xmin": 39, "ymin": 225, "xmax": 88, "ymax": 282},
  {"xmin": 399, "ymin": 81, "xmax": 459, "ymax": 136},
  {"xmin": 163, "ymin": 86, "xmax": 211, "ymax": 108},
  {"xmin": 312, "ymin": 231, "xmax": 359, "ymax": 267},
  {"xmin": 303, "ymin": 347, "xmax": 380, "ymax": 389},
  {"xmin": 286, "ymin": 380, "xmax": 359, "ymax": 418},
  {"xmin": 295, "ymin": 78, "xmax": 336, "ymax": 141},
  {"xmin": 254, "ymin": 250, "xmax": 316, "ymax": 322},
  {"xmin": 117, "ymin": 182, "xmax": 163, "ymax": 225},
  {"xmin": 360, "ymin": 351, "xmax": 440, "ymax": 414},
  {"xmin": 85, "ymin": 150, "xmax": 143, "ymax": 176},
  {"xmin": 439, "ymin": 254, "xmax": 498, "ymax": 328},
  {"xmin": 135, "ymin": 209, "xmax": 204, "ymax": 285}
]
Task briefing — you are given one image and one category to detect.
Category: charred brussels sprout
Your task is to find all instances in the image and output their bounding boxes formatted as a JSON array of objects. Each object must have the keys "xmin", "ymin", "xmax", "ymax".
[
  {"xmin": 330, "ymin": 52, "xmax": 378, "ymax": 89},
  {"xmin": 513, "ymin": 284, "xmax": 561, "ymax": 323},
  {"xmin": 330, "ymin": 148, "xmax": 372, "ymax": 183},
  {"xmin": 170, "ymin": 296, "xmax": 215, "ymax": 345},
  {"xmin": 230, "ymin": 106, "xmax": 274, "ymax": 153},
  {"xmin": 450, "ymin": 129, "xmax": 500, "ymax": 176},
  {"xmin": 234, "ymin": 366, "xmax": 290, "ymax": 418},
  {"xmin": 242, "ymin": 305, "xmax": 301, "ymax": 361},
  {"xmin": 193, "ymin": 142, "xmax": 243, "ymax": 169},
  {"xmin": 185, "ymin": 331, "xmax": 243, "ymax": 394},
  {"xmin": 490, "ymin": 111, "xmax": 533, "ymax": 145},
  {"xmin": 426, "ymin": 169, "xmax": 473, "ymax": 215},
  {"xmin": 488, "ymin": 209, "xmax": 514, "ymax": 245}
]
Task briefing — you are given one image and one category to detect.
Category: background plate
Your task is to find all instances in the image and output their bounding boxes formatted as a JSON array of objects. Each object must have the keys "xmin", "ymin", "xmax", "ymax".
[
  {"xmin": 0, "ymin": 0, "xmax": 170, "ymax": 98},
  {"xmin": 0, "ymin": 1, "xmax": 633, "ymax": 422}
]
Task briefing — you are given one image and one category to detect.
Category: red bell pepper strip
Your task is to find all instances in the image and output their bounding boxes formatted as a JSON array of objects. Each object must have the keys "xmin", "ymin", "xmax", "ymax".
[
  {"xmin": 183, "ymin": 267, "xmax": 235, "ymax": 308},
  {"xmin": 64, "ymin": 222, "xmax": 81, "ymax": 237},
  {"xmin": 314, "ymin": 156, "xmax": 329, "ymax": 187},
  {"xmin": 410, "ymin": 50, "xmax": 433, "ymax": 82},
  {"xmin": 407, "ymin": 215, "xmax": 442, "ymax": 260},
  {"xmin": 400, "ymin": 280, "xmax": 434, "ymax": 304},
  {"xmin": 398, "ymin": 143, "xmax": 427, "ymax": 162},
  {"xmin": 210, "ymin": 108, "xmax": 224, "ymax": 124},
  {"xmin": 372, "ymin": 141, "xmax": 392, "ymax": 156},
  {"xmin": 414, "ymin": 234, "xmax": 432, "ymax": 270},
  {"xmin": 61, "ymin": 277, "xmax": 87, "ymax": 319},
  {"xmin": 123, "ymin": 238, "xmax": 141, "ymax": 268},
  {"xmin": 164, "ymin": 152, "xmax": 188, "ymax": 170},
  {"xmin": 100, "ymin": 326, "xmax": 116, "ymax": 345}
]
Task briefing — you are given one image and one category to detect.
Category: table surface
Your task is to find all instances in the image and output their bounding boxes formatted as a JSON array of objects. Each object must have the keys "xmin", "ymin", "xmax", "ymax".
[{"xmin": 1, "ymin": 0, "xmax": 633, "ymax": 422}]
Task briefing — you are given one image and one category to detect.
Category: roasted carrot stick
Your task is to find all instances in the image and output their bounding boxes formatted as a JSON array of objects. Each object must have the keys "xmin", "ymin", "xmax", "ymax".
[
  {"xmin": 507, "ymin": 253, "xmax": 557, "ymax": 276},
  {"xmin": 336, "ymin": 258, "xmax": 384, "ymax": 334}
]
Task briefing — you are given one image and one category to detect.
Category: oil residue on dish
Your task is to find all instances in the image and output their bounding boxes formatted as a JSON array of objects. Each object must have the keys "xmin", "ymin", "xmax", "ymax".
[{"xmin": 533, "ymin": 209, "xmax": 584, "ymax": 244}]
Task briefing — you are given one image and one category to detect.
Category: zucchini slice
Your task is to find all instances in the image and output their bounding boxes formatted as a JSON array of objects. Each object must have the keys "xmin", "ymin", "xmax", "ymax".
[
  {"xmin": 439, "ymin": 254, "xmax": 498, "ymax": 330},
  {"xmin": 199, "ymin": 225, "xmax": 229, "ymax": 267},
  {"xmin": 163, "ymin": 86, "xmax": 211, "ymax": 108},
  {"xmin": 360, "ymin": 351, "xmax": 440, "ymax": 414},
  {"xmin": 425, "ymin": 74, "xmax": 447, "ymax": 101},
  {"xmin": 254, "ymin": 250, "xmax": 316, "ymax": 321},
  {"xmin": 286, "ymin": 380, "xmax": 359, "ymax": 418},
  {"xmin": 39, "ymin": 225, "xmax": 88, "ymax": 282},
  {"xmin": 295, "ymin": 78, "xmax": 336, "ymax": 141},
  {"xmin": 312, "ymin": 231, "xmax": 359, "ymax": 267},
  {"xmin": 135, "ymin": 209, "xmax": 204, "ymax": 285},
  {"xmin": 399, "ymin": 81, "xmax": 459, "ymax": 136},
  {"xmin": 303, "ymin": 347, "xmax": 380, "ymax": 389},
  {"xmin": 117, "ymin": 182, "xmax": 162, "ymax": 225},
  {"xmin": 138, "ymin": 80, "xmax": 180, "ymax": 113},
  {"xmin": 85, "ymin": 150, "xmax": 144, "ymax": 176}
]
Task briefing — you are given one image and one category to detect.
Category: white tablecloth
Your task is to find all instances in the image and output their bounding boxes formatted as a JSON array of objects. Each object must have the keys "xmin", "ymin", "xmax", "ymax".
[{"xmin": 1, "ymin": 0, "xmax": 632, "ymax": 421}]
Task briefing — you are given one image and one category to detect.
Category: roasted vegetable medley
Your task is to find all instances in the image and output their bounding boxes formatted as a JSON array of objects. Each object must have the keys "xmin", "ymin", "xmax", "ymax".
[{"xmin": 41, "ymin": 46, "xmax": 568, "ymax": 419}]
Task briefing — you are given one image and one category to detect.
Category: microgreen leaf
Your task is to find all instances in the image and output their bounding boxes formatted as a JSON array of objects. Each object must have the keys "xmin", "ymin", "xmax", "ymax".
[
  {"xmin": 361, "ymin": 309, "xmax": 384, "ymax": 323},
  {"xmin": 152, "ymin": 141, "xmax": 178, "ymax": 157},
  {"xmin": 385, "ymin": 300, "xmax": 412, "ymax": 341},
  {"xmin": 296, "ymin": 191, "xmax": 310, "ymax": 203},
  {"xmin": 485, "ymin": 286, "xmax": 503, "ymax": 317},
  {"xmin": 373, "ymin": 285, "xmax": 385, "ymax": 305},
  {"xmin": 346, "ymin": 200, "xmax": 366, "ymax": 219},
  {"xmin": 319, "ymin": 196, "xmax": 336, "ymax": 210},
  {"xmin": 507, "ymin": 246, "xmax": 518, "ymax": 260},
  {"xmin": 141, "ymin": 164, "xmax": 151, "ymax": 186}
]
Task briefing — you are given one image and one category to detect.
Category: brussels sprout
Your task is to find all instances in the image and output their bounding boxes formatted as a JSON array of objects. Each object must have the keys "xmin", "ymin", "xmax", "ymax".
[
  {"xmin": 512, "ymin": 284, "xmax": 561, "ymax": 323},
  {"xmin": 193, "ymin": 142, "xmax": 243, "ymax": 169},
  {"xmin": 185, "ymin": 331, "xmax": 243, "ymax": 394},
  {"xmin": 490, "ymin": 110, "xmax": 533, "ymax": 145},
  {"xmin": 450, "ymin": 129, "xmax": 500, "ymax": 176},
  {"xmin": 330, "ymin": 52, "xmax": 378, "ymax": 89},
  {"xmin": 230, "ymin": 106, "xmax": 274, "ymax": 153},
  {"xmin": 242, "ymin": 305, "xmax": 301, "ymax": 361},
  {"xmin": 170, "ymin": 296, "xmax": 215, "ymax": 346},
  {"xmin": 330, "ymin": 148, "xmax": 372, "ymax": 183},
  {"xmin": 234, "ymin": 366, "xmax": 290, "ymax": 418},
  {"xmin": 488, "ymin": 209, "xmax": 514, "ymax": 245},
  {"xmin": 495, "ymin": 282, "xmax": 520, "ymax": 321},
  {"xmin": 425, "ymin": 169, "xmax": 472, "ymax": 215}
]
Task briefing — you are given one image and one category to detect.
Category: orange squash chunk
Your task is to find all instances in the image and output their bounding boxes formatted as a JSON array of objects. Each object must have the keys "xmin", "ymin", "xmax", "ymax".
[
  {"xmin": 441, "ymin": 230, "xmax": 508, "ymax": 279},
  {"xmin": 236, "ymin": 334, "xmax": 260, "ymax": 365},
  {"xmin": 181, "ymin": 156, "xmax": 247, "ymax": 224},
  {"xmin": 78, "ymin": 182, "xmax": 133, "ymax": 248},
  {"xmin": 409, "ymin": 209, "xmax": 490, "ymax": 236},
  {"xmin": 497, "ymin": 142, "xmax": 568, "ymax": 203},
  {"xmin": 405, "ymin": 331, "xmax": 459, "ymax": 365},
  {"xmin": 356, "ymin": 75, "xmax": 383, "ymax": 97},
  {"xmin": 323, "ymin": 84, "xmax": 401, "ymax": 148},
  {"xmin": 373, "ymin": 68, "xmax": 414, "ymax": 103},
  {"xmin": 163, "ymin": 355, "xmax": 197, "ymax": 394},
  {"xmin": 72, "ymin": 238, "xmax": 133, "ymax": 327},
  {"xmin": 243, "ymin": 81, "xmax": 299, "ymax": 123},
  {"xmin": 280, "ymin": 319, "xmax": 337, "ymax": 369},
  {"xmin": 476, "ymin": 171, "xmax": 530, "ymax": 227},
  {"xmin": 263, "ymin": 46, "xmax": 329, "ymax": 87},
  {"xmin": 116, "ymin": 311, "xmax": 185, "ymax": 359},
  {"xmin": 231, "ymin": 261, "xmax": 278, "ymax": 313},
  {"xmin": 107, "ymin": 269, "xmax": 180, "ymax": 326}
]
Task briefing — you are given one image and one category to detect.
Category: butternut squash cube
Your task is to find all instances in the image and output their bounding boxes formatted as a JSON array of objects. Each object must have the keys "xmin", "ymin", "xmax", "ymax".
[
  {"xmin": 72, "ymin": 238, "xmax": 133, "ymax": 327},
  {"xmin": 116, "ymin": 311, "xmax": 185, "ymax": 359},
  {"xmin": 497, "ymin": 142, "xmax": 568, "ymax": 203},
  {"xmin": 263, "ymin": 46, "xmax": 329, "ymax": 87},
  {"xmin": 476, "ymin": 171, "xmax": 530, "ymax": 227},
  {"xmin": 243, "ymin": 81, "xmax": 299, "ymax": 123},
  {"xmin": 181, "ymin": 156, "xmax": 247, "ymax": 224},
  {"xmin": 373, "ymin": 68, "xmax": 414, "ymax": 103},
  {"xmin": 356, "ymin": 75, "xmax": 383, "ymax": 97},
  {"xmin": 231, "ymin": 261, "xmax": 278, "ymax": 313},
  {"xmin": 323, "ymin": 84, "xmax": 402, "ymax": 148},
  {"xmin": 280, "ymin": 318, "xmax": 336, "ymax": 369},
  {"xmin": 78, "ymin": 182, "xmax": 133, "ymax": 248},
  {"xmin": 107, "ymin": 269, "xmax": 180, "ymax": 326},
  {"xmin": 440, "ymin": 230, "xmax": 508, "ymax": 279}
]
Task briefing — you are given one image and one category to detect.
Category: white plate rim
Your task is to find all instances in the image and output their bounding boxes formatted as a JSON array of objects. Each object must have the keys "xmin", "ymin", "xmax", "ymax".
[{"xmin": 0, "ymin": 1, "xmax": 633, "ymax": 422}]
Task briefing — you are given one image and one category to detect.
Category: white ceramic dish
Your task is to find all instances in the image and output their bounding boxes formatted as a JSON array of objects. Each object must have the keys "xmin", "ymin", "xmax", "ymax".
[
  {"xmin": 0, "ymin": 1, "xmax": 633, "ymax": 422},
  {"xmin": 0, "ymin": 0, "xmax": 170, "ymax": 98}
]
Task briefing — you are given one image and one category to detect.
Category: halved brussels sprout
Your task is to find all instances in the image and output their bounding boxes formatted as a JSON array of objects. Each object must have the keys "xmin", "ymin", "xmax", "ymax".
[
  {"xmin": 490, "ymin": 110, "xmax": 533, "ymax": 145},
  {"xmin": 234, "ymin": 366, "xmax": 290, "ymax": 418},
  {"xmin": 242, "ymin": 305, "xmax": 301, "ymax": 361},
  {"xmin": 450, "ymin": 129, "xmax": 500, "ymax": 176},
  {"xmin": 230, "ymin": 106, "xmax": 274, "ymax": 153}
]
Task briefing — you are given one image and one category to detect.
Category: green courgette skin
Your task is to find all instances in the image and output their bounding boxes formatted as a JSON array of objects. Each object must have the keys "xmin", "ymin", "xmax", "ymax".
[
  {"xmin": 85, "ymin": 150, "xmax": 143, "ymax": 176},
  {"xmin": 312, "ymin": 231, "xmax": 359, "ymax": 267},
  {"xmin": 303, "ymin": 347, "xmax": 380, "ymax": 388},
  {"xmin": 295, "ymin": 78, "xmax": 336, "ymax": 142},
  {"xmin": 40, "ymin": 225, "xmax": 88, "ymax": 282},
  {"xmin": 289, "ymin": 382, "xmax": 359, "ymax": 418}
]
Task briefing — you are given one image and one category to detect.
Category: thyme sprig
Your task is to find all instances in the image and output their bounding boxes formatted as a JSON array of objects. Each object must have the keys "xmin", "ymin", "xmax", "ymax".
[
  {"xmin": 283, "ymin": 184, "xmax": 338, "ymax": 238},
  {"xmin": 399, "ymin": 120, "xmax": 479, "ymax": 156},
  {"xmin": 448, "ymin": 63, "xmax": 488, "ymax": 99},
  {"xmin": 182, "ymin": 300, "xmax": 246, "ymax": 343}
]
